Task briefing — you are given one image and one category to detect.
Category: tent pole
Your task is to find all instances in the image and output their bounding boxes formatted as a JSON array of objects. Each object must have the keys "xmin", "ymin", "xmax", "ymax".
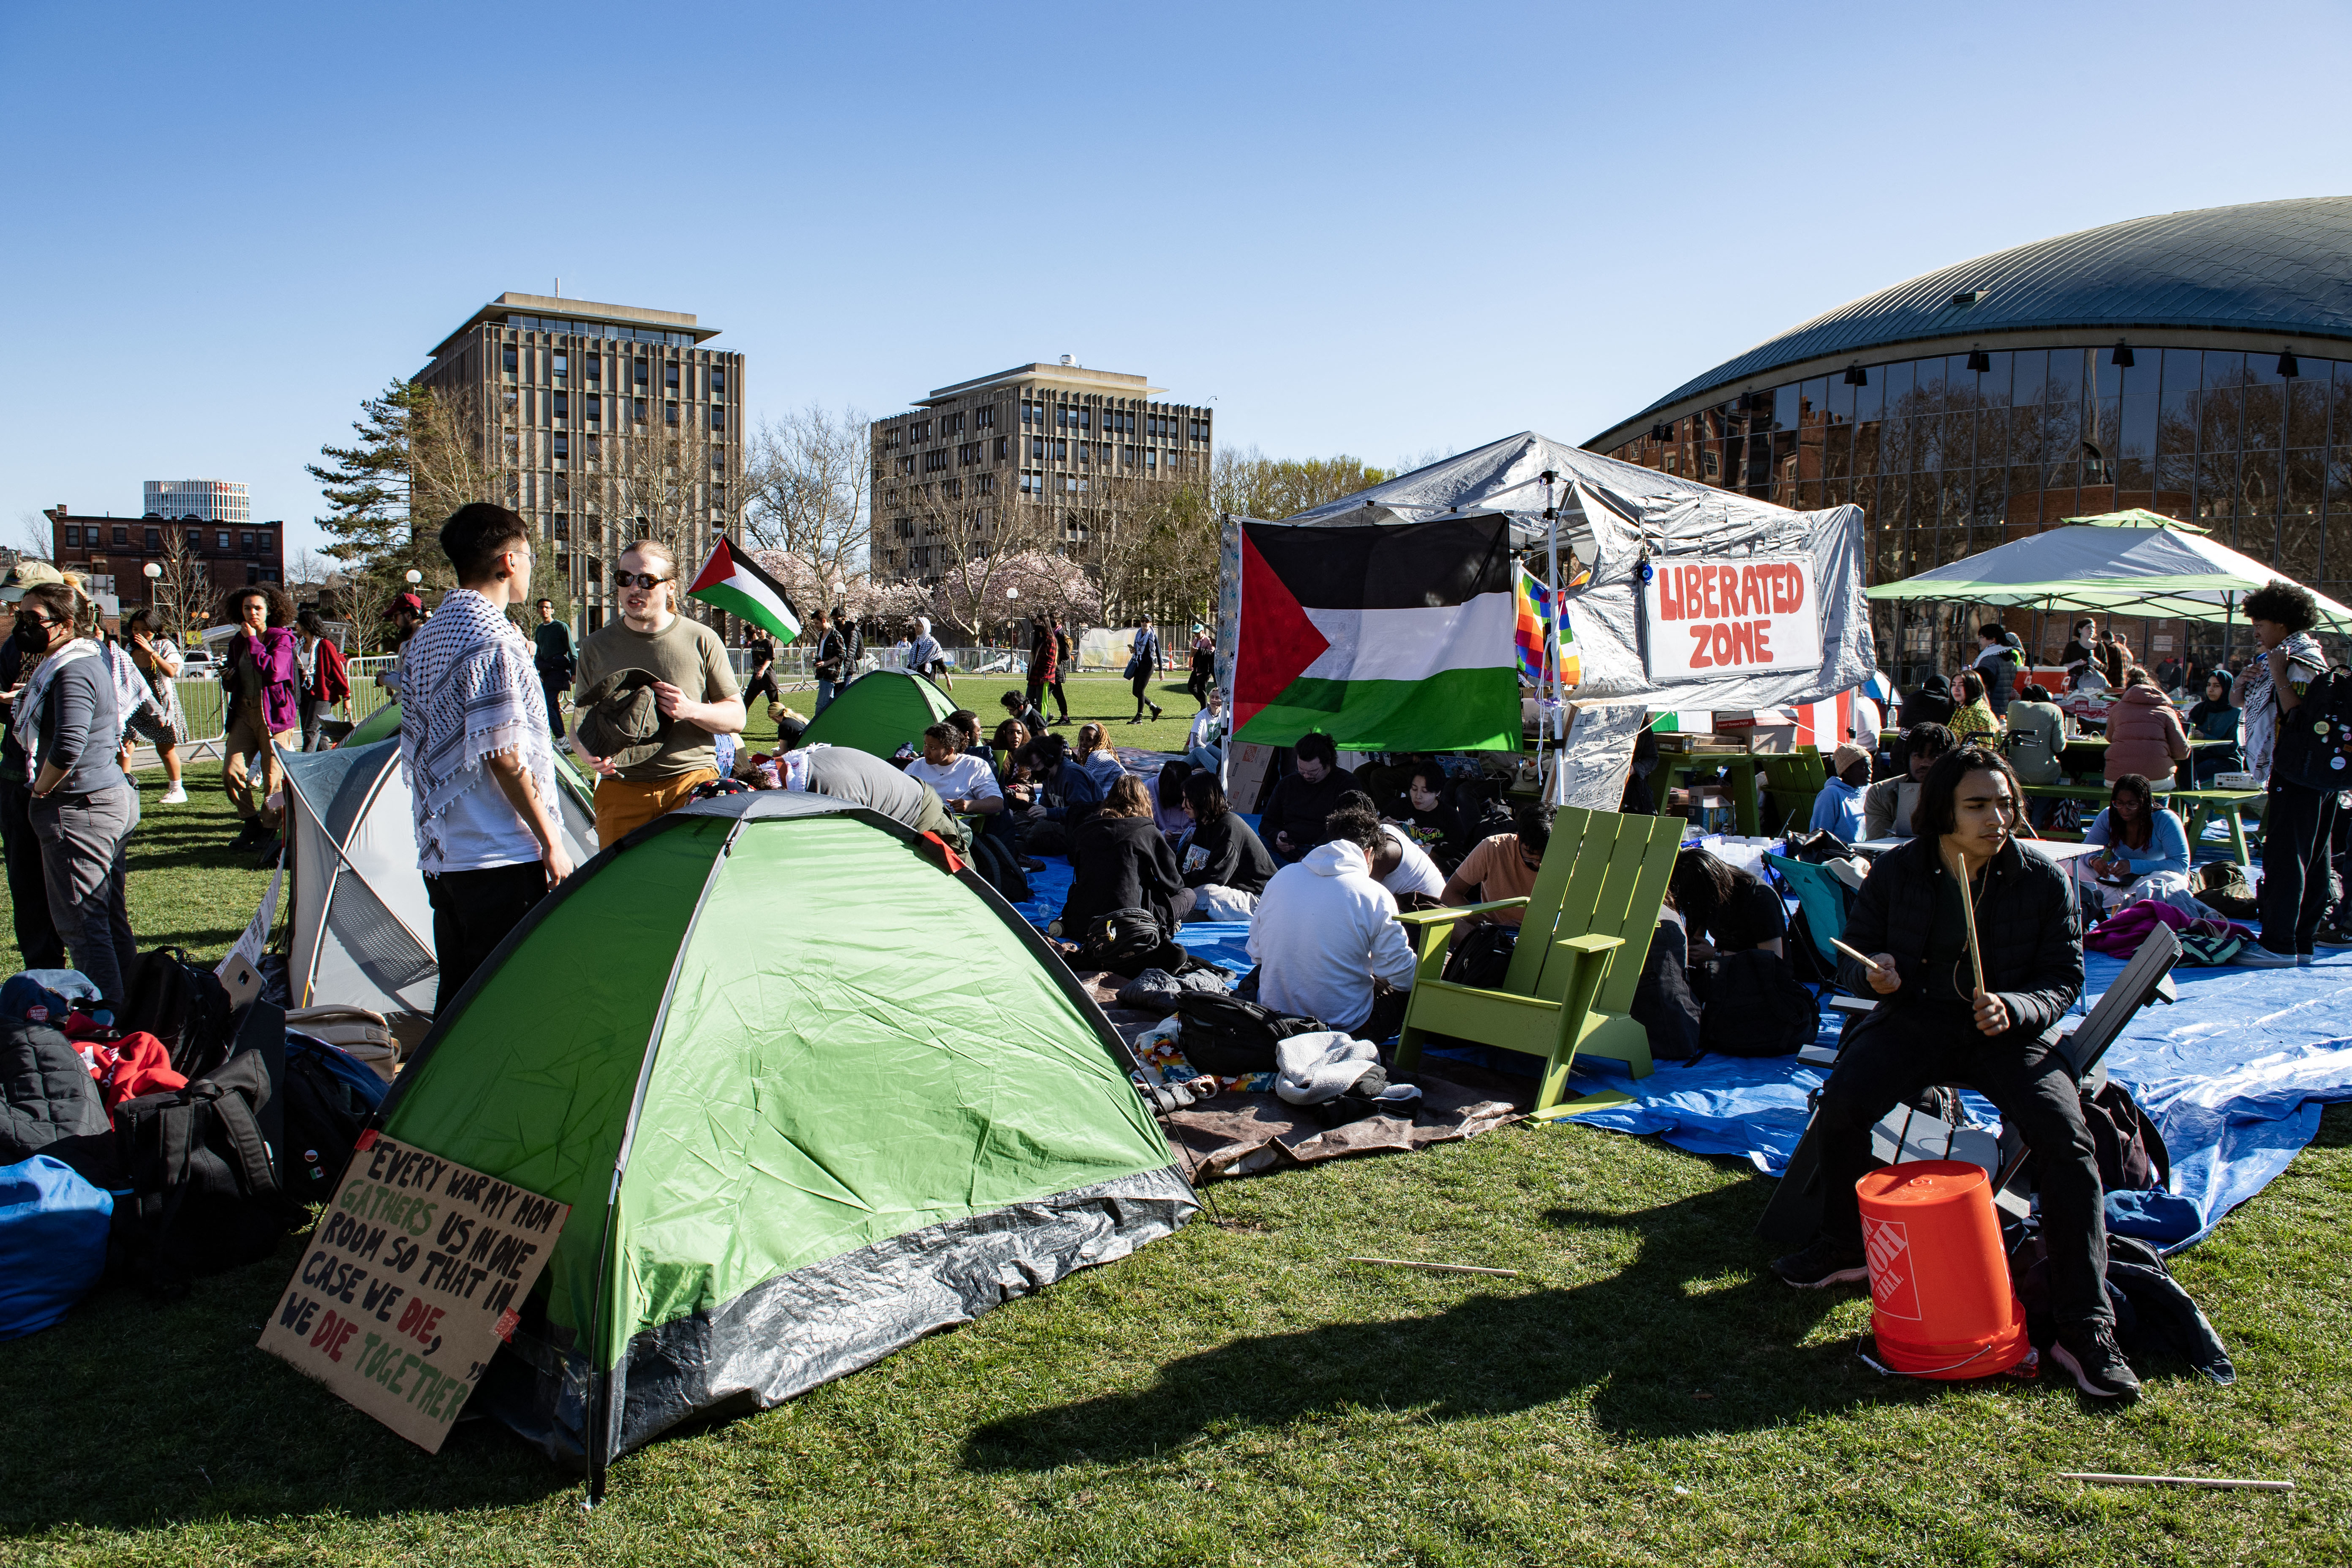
[{"xmin": 1541, "ymin": 472, "xmax": 1565, "ymax": 805}]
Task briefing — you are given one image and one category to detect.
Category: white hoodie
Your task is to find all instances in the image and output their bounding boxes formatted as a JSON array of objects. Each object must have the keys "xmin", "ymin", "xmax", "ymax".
[{"xmin": 1246, "ymin": 840, "xmax": 1418, "ymax": 1034}]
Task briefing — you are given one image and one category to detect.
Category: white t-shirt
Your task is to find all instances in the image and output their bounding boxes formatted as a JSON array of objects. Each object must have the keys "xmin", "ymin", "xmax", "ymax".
[
  {"xmin": 903, "ymin": 753, "xmax": 1001, "ymax": 809},
  {"xmin": 430, "ymin": 772, "xmax": 545, "ymax": 874},
  {"xmin": 1375, "ymin": 821, "xmax": 1445, "ymax": 898}
]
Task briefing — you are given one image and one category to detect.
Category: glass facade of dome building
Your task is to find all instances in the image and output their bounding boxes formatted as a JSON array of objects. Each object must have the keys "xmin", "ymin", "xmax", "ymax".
[{"xmin": 1584, "ymin": 198, "xmax": 2352, "ymax": 676}]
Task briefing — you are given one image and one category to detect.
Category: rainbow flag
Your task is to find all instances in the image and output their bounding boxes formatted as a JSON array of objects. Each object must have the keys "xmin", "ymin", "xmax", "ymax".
[{"xmin": 1514, "ymin": 566, "xmax": 1581, "ymax": 689}]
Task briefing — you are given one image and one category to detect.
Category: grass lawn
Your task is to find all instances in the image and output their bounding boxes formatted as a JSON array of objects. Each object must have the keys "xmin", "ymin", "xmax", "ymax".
[
  {"xmin": 751, "ymin": 670, "xmax": 1212, "ymax": 759},
  {"xmin": 6, "ymin": 749, "xmax": 2350, "ymax": 1564}
]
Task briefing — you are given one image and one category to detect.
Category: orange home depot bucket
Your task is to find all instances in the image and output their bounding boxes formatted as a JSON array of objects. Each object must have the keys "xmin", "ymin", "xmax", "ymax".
[{"xmin": 1856, "ymin": 1160, "xmax": 2030, "ymax": 1379}]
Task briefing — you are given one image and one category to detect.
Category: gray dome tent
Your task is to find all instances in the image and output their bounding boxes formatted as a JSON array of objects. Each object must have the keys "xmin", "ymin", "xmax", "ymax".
[{"xmin": 276, "ymin": 739, "xmax": 598, "ymax": 1018}]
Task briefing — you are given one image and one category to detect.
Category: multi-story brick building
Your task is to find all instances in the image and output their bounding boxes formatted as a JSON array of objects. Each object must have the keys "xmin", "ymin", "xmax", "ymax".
[
  {"xmin": 42, "ymin": 502, "xmax": 284, "ymax": 623},
  {"xmin": 869, "ymin": 359, "xmax": 1212, "ymax": 606},
  {"xmin": 413, "ymin": 292, "xmax": 744, "ymax": 632}
]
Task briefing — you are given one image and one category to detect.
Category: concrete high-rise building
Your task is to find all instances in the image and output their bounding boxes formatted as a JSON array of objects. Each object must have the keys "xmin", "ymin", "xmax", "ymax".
[
  {"xmin": 413, "ymin": 292, "xmax": 745, "ymax": 631},
  {"xmin": 143, "ymin": 479, "xmax": 249, "ymax": 525},
  {"xmin": 869, "ymin": 359, "xmax": 1212, "ymax": 611}
]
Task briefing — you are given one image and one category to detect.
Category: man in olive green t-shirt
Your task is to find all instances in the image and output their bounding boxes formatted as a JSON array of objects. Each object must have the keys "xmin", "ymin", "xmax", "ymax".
[{"xmin": 570, "ymin": 540, "xmax": 744, "ymax": 842}]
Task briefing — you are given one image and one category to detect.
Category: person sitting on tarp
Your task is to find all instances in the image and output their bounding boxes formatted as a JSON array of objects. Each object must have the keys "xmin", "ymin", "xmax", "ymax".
[
  {"xmin": 2080, "ymin": 773, "xmax": 2190, "ymax": 909},
  {"xmin": 1668, "ymin": 846, "xmax": 1785, "ymax": 959},
  {"xmin": 1248, "ymin": 796, "xmax": 1415, "ymax": 1041},
  {"xmin": 1809, "ymin": 743, "xmax": 1872, "ymax": 845},
  {"xmin": 1072, "ymin": 722, "xmax": 1129, "ymax": 798},
  {"xmin": 1770, "ymin": 743, "xmax": 2139, "ymax": 1403},
  {"xmin": 1341, "ymin": 790, "xmax": 1444, "ymax": 910},
  {"xmin": 1863, "ymin": 722, "xmax": 1953, "ymax": 840},
  {"xmin": 778, "ymin": 743, "xmax": 966, "ymax": 852},
  {"xmin": 1393, "ymin": 764, "xmax": 1471, "ymax": 871},
  {"xmin": 1062, "ymin": 776, "xmax": 1190, "ymax": 937},
  {"xmin": 1262, "ymin": 731, "xmax": 1358, "ymax": 864},
  {"xmin": 1177, "ymin": 771, "xmax": 1275, "ymax": 921},
  {"xmin": 1003, "ymin": 732, "xmax": 1102, "ymax": 854}
]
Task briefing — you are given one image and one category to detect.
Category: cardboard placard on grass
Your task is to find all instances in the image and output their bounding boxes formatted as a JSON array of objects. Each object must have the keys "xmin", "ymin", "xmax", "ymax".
[{"xmin": 257, "ymin": 1130, "xmax": 570, "ymax": 1452}]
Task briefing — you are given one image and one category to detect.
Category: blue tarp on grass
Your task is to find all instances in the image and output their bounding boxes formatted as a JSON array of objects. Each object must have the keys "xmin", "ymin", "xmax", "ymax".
[{"xmin": 1014, "ymin": 840, "xmax": 2352, "ymax": 1249}]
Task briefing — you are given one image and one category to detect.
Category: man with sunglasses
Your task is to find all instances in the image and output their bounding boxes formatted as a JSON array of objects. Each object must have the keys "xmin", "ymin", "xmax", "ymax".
[
  {"xmin": 1438, "ymin": 802, "xmax": 1555, "ymax": 929},
  {"xmin": 570, "ymin": 539, "xmax": 743, "ymax": 842}
]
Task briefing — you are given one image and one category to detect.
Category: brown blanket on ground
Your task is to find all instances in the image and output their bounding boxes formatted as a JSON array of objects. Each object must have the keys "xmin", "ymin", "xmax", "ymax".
[{"xmin": 1076, "ymin": 969, "xmax": 1524, "ymax": 1181}]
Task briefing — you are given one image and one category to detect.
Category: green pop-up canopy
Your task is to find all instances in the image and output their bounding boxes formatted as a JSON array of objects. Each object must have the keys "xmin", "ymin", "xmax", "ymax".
[
  {"xmin": 1867, "ymin": 515, "xmax": 2352, "ymax": 632},
  {"xmin": 370, "ymin": 791, "xmax": 1192, "ymax": 1489}
]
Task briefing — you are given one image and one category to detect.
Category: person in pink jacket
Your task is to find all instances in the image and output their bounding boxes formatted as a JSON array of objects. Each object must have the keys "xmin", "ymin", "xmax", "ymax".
[
  {"xmin": 218, "ymin": 584, "xmax": 303, "ymax": 851},
  {"xmin": 2102, "ymin": 666, "xmax": 2191, "ymax": 788}
]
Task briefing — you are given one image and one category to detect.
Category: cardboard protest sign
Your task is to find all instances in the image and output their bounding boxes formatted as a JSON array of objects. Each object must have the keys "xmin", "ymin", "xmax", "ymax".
[
  {"xmin": 1642, "ymin": 557, "xmax": 1823, "ymax": 682},
  {"xmin": 258, "ymin": 1130, "xmax": 569, "ymax": 1452}
]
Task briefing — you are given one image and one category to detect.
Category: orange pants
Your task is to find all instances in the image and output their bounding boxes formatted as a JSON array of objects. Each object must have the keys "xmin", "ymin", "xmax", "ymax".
[{"xmin": 593, "ymin": 768, "xmax": 718, "ymax": 845}]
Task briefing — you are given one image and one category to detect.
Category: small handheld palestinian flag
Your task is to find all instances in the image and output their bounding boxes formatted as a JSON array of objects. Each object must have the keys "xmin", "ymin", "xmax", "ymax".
[{"xmin": 687, "ymin": 539, "xmax": 801, "ymax": 644}]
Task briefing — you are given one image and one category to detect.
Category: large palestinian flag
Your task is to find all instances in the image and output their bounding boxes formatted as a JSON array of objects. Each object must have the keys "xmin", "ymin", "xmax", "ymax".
[
  {"xmin": 1234, "ymin": 516, "xmax": 1519, "ymax": 751},
  {"xmin": 688, "ymin": 538, "xmax": 801, "ymax": 644}
]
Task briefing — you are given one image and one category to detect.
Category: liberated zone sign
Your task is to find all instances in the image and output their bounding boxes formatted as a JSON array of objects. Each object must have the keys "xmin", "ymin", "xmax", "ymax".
[
  {"xmin": 1642, "ymin": 557, "xmax": 1823, "ymax": 682},
  {"xmin": 257, "ymin": 1131, "xmax": 570, "ymax": 1452}
]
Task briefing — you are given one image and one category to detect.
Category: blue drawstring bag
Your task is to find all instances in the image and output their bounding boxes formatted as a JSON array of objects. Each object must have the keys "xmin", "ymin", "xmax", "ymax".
[{"xmin": 0, "ymin": 1155, "xmax": 113, "ymax": 1340}]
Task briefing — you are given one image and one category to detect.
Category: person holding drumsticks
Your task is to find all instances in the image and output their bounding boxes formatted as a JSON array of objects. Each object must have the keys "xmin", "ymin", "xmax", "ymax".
[{"xmin": 1770, "ymin": 743, "xmax": 2139, "ymax": 1402}]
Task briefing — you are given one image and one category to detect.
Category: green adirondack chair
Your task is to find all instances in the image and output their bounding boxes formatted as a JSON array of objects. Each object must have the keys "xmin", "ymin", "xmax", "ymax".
[
  {"xmin": 1760, "ymin": 747, "xmax": 1826, "ymax": 838},
  {"xmin": 1392, "ymin": 807, "xmax": 1683, "ymax": 1114}
]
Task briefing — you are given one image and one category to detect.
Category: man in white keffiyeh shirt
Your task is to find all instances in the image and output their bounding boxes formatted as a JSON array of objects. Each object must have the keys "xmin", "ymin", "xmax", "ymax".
[{"xmin": 396, "ymin": 504, "xmax": 574, "ymax": 1011}]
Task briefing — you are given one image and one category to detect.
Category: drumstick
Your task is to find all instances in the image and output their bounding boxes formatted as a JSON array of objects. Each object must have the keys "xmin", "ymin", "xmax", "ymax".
[
  {"xmin": 1829, "ymin": 937, "xmax": 1884, "ymax": 971},
  {"xmin": 1950, "ymin": 847, "xmax": 1987, "ymax": 996}
]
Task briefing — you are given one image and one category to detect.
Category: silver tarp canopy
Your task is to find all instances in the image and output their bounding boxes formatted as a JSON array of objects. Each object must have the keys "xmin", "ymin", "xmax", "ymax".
[{"xmin": 1278, "ymin": 430, "xmax": 1875, "ymax": 713}]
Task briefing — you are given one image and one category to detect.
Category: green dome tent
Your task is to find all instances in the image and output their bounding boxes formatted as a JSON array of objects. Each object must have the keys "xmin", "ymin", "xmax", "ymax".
[
  {"xmin": 369, "ymin": 790, "xmax": 1192, "ymax": 1489},
  {"xmin": 344, "ymin": 698, "xmax": 402, "ymax": 748},
  {"xmin": 791, "ymin": 670, "xmax": 957, "ymax": 758}
]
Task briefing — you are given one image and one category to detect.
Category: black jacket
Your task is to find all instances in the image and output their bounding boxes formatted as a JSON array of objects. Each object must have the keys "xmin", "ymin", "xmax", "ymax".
[
  {"xmin": 1262, "ymin": 764, "xmax": 1359, "ymax": 854},
  {"xmin": 1836, "ymin": 835, "xmax": 2082, "ymax": 1039},
  {"xmin": 1063, "ymin": 815, "xmax": 1185, "ymax": 933},
  {"xmin": 1179, "ymin": 810, "xmax": 1275, "ymax": 895}
]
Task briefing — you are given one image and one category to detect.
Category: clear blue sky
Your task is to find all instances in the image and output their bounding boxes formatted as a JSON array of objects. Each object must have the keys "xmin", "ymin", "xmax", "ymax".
[{"xmin": 5, "ymin": 1, "xmax": 2349, "ymax": 563}]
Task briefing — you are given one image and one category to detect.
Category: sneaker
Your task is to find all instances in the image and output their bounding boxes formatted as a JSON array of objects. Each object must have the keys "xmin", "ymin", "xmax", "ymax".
[
  {"xmin": 1150, "ymin": 703, "xmax": 1163, "ymax": 720},
  {"xmin": 2236, "ymin": 943, "xmax": 2301, "ymax": 968},
  {"xmin": 2052, "ymin": 1322, "xmax": 2142, "ymax": 1401},
  {"xmin": 2313, "ymin": 925, "xmax": 2352, "ymax": 949},
  {"xmin": 159, "ymin": 784, "xmax": 188, "ymax": 804},
  {"xmin": 1770, "ymin": 1236, "xmax": 1869, "ymax": 1289}
]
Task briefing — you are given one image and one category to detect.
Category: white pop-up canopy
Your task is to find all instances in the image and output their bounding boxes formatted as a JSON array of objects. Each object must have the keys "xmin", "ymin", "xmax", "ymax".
[
  {"xmin": 1229, "ymin": 432, "xmax": 1875, "ymax": 804},
  {"xmin": 1867, "ymin": 515, "xmax": 2352, "ymax": 633}
]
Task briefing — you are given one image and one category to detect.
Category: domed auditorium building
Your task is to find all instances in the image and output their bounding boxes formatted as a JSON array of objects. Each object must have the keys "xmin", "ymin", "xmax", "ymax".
[{"xmin": 1586, "ymin": 196, "xmax": 2352, "ymax": 674}]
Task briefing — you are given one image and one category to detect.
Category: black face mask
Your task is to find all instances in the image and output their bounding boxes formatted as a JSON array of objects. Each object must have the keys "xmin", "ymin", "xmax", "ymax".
[{"xmin": 12, "ymin": 617, "xmax": 49, "ymax": 653}]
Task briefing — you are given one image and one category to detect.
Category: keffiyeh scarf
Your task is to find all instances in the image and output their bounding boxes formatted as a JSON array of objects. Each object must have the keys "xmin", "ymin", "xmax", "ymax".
[
  {"xmin": 101, "ymin": 641, "xmax": 156, "ymax": 744},
  {"xmin": 16, "ymin": 639, "xmax": 100, "ymax": 784},
  {"xmin": 396, "ymin": 590, "xmax": 557, "ymax": 872}
]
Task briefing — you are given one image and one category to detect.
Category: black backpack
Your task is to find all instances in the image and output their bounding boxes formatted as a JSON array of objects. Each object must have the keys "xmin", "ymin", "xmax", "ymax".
[
  {"xmin": 279, "ymin": 1035, "xmax": 387, "ymax": 1201},
  {"xmin": 118, "ymin": 947, "xmax": 237, "ymax": 1079},
  {"xmin": 2268, "ymin": 666, "xmax": 2352, "ymax": 791},
  {"xmin": 1696, "ymin": 950, "xmax": 1818, "ymax": 1058},
  {"xmin": 110, "ymin": 1051, "xmax": 300, "ymax": 1295},
  {"xmin": 1173, "ymin": 991, "xmax": 1325, "ymax": 1076}
]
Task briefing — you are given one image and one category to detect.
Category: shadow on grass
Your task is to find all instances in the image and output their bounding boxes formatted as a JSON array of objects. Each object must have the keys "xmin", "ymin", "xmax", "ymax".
[
  {"xmin": 0, "ymin": 1233, "xmax": 573, "ymax": 1533},
  {"xmin": 962, "ymin": 1178, "xmax": 2043, "ymax": 1471}
]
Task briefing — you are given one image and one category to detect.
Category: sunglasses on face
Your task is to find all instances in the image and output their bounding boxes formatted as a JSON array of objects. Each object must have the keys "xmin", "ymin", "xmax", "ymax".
[{"xmin": 612, "ymin": 570, "xmax": 671, "ymax": 590}]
